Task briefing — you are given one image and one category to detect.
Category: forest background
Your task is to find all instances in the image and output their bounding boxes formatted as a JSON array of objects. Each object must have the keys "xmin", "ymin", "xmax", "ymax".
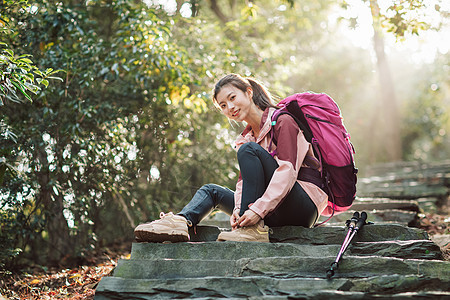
[{"xmin": 1, "ymin": 0, "xmax": 449, "ymax": 273}]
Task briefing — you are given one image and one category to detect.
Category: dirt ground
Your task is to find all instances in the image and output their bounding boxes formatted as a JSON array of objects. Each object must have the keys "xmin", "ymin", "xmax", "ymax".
[{"xmin": 0, "ymin": 242, "xmax": 131, "ymax": 300}]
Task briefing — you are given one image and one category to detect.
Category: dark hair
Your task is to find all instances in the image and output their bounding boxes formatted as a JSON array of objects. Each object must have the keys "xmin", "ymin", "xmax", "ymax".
[{"xmin": 213, "ymin": 74, "xmax": 277, "ymax": 111}]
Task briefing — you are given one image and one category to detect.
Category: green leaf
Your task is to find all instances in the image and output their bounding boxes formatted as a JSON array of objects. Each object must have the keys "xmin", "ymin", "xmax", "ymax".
[
  {"xmin": 11, "ymin": 80, "xmax": 32, "ymax": 101},
  {"xmin": 19, "ymin": 58, "xmax": 33, "ymax": 64},
  {"xmin": 4, "ymin": 49, "xmax": 14, "ymax": 57},
  {"xmin": 47, "ymin": 76, "xmax": 64, "ymax": 82}
]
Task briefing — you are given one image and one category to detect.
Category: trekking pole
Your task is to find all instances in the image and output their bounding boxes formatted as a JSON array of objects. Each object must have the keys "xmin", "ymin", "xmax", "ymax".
[
  {"xmin": 337, "ymin": 212, "xmax": 359, "ymax": 260},
  {"xmin": 326, "ymin": 212, "xmax": 359, "ymax": 279},
  {"xmin": 342, "ymin": 211, "xmax": 367, "ymax": 252},
  {"xmin": 326, "ymin": 211, "xmax": 367, "ymax": 279}
]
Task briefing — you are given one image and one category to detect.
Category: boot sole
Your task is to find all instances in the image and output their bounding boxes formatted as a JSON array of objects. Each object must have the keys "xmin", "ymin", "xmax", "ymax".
[{"xmin": 135, "ymin": 230, "xmax": 188, "ymax": 243}]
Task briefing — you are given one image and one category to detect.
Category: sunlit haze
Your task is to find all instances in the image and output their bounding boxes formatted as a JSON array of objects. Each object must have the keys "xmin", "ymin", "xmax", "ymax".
[
  {"xmin": 337, "ymin": 0, "xmax": 450, "ymax": 64},
  {"xmin": 146, "ymin": 0, "xmax": 449, "ymax": 65}
]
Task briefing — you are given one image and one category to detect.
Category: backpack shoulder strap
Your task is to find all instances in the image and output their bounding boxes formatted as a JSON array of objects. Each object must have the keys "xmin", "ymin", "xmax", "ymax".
[{"xmin": 271, "ymin": 101, "xmax": 313, "ymax": 143}]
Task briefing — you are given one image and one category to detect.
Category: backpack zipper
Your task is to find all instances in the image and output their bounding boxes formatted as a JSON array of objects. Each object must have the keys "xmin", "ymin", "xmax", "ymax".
[{"xmin": 305, "ymin": 113, "xmax": 335, "ymax": 125}]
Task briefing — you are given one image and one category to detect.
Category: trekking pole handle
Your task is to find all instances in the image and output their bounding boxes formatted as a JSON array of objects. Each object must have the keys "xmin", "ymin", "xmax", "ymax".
[
  {"xmin": 355, "ymin": 211, "xmax": 367, "ymax": 230},
  {"xmin": 350, "ymin": 211, "xmax": 359, "ymax": 228},
  {"xmin": 346, "ymin": 211, "xmax": 359, "ymax": 228}
]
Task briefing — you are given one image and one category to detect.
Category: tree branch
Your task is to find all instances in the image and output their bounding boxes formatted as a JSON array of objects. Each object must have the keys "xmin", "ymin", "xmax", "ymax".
[
  {"xmin": 208, "ymin": 0, "xmax": 229, "ymax": 24},
  {"xmin": 112, "ymin": 190, "xmax": 136, "ymax": 228}
]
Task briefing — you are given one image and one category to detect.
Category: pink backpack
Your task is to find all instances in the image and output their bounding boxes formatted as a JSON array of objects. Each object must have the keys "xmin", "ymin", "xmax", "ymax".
[{"xmin": 270, "ymin": 93, "xmax": 358, "ymax": 217}]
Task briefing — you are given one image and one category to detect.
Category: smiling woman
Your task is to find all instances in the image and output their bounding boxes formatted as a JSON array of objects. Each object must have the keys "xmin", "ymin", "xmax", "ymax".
[
  {"xmin": 134, "ymin": 74, "xmax": 328, "ymax": 243},
  {"xmin": 213, "ymin": 78, "xmax": 266, "ymax": 133}
]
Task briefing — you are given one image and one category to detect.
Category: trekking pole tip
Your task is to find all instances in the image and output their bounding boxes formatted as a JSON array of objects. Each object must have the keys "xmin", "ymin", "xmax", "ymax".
[{"xmin": 326, "ymin": 262, "xmax": 338, "ymax": 279}]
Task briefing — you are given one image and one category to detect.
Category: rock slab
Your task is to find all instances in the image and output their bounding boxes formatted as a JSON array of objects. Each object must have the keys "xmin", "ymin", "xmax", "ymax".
[{"xmin": 95, "ymin": 223, "xmax": 448, "ymax": 299}]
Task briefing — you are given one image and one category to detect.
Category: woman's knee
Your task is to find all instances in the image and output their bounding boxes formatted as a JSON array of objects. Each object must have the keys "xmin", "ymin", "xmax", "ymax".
[
  {"xmin": 198, "ymin": 184, "xmax": 234, "ymax": 213},
  {"xmin": 237, "ymin": 142, "xmax": 259, "ymax": 159},
  {"xmin": 199, "ymin": 183, "xmax": 218, "ymax": 194},
  {"xmin": 198, "ymin": 183, "xmax": 229, "ymax": 200}
]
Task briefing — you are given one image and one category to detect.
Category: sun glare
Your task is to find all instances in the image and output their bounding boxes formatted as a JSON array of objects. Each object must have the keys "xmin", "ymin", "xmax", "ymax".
[
  {"xmin": 335, "ymin": 0, "xmax": 449, "ymax": 64},
  {"xmin": 146, "ymin": 0, "xmax": 448, "ymax": 64}
]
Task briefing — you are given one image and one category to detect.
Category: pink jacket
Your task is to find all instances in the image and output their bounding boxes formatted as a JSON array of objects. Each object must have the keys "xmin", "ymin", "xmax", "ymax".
[{"xmin": 233, "ymin": 107, "xmax": 328, "ymax": 218}]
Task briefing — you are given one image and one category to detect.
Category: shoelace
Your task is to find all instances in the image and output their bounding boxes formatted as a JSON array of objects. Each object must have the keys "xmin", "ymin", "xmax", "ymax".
[{"xmin": 159, "ymin": 211, "xmax": 193, "ymax": 226}]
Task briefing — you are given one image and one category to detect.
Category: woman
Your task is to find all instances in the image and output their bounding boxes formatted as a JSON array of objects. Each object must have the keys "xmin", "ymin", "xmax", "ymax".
[{"xmin": 134, "ymin": 74, "xmax": 328, "ymax": 243}]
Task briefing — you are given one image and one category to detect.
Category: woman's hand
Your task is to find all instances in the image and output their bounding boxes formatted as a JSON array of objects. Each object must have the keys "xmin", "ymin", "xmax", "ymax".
[
  {"xmin": 230, "ymin": 209, "xmax": 240, "ymax": 230},
  {"xmin": 237, "ymin": 209, "xmax": 261, "ymax": 228}
]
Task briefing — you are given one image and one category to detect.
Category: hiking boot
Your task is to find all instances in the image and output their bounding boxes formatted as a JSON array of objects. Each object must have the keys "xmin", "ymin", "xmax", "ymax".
[
  {"xmin": 216, "ymin": 221, "xmax": 271, "ymax": 242},
  {"xmin": 134, "ymin": 212, "xmax": 191, "ymax": 243}
]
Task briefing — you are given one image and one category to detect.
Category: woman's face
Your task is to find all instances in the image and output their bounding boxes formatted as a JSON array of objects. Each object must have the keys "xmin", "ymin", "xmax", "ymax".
[{"xmin": 215, "ymin": 84, "xmax": 253, "ymax": 122}]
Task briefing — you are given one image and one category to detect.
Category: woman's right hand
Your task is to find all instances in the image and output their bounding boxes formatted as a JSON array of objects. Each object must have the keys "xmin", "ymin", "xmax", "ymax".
[{"xmin": 230, "ymin": 209, "xmax": 240, "ymax": 230}]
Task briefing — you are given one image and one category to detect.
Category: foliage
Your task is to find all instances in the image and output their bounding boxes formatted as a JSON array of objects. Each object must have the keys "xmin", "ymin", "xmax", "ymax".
[
  {"xmin": 378, "ymin": 0, "xmax": 437, "ymax": 38},
  {"xmin": 401, "ymin": 52, "xmax": 450, "ymax": 161},
  {"xmin": 0, "ymin": 44, "xmax": 55, "ymax": 103},
  {"xmin": 132, "ymin": 0, "xmax": 336, "ymax": 220},
  {"xmin": 1, "ymin": 0, "xmax": 198, "ymax": 267},
  {"xmin": 339, "ymin": 0, "xmax": 447, "ymax": 39},
  {"xmin": 0, "ymin": 0, "xmax": 60, "ymax": 186},
  {"xmin": 0, "ymin": 0, "xmax": 448, "ymax": 273},
  {"xmin": 0, "ymin": 0, "xmax": 62, "ymax": 270},
  {"xmin": 1, "ymin": 0, "xmax": 249, "ymax": 269}
]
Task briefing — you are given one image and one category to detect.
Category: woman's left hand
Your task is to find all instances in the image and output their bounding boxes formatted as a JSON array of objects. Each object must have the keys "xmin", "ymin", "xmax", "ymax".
[{"xmin": 238, "ymin": 209, "xmax": 261, "ymax": 227}]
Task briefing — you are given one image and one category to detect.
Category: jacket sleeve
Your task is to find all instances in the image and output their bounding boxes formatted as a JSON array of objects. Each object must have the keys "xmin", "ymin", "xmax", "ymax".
[
  {"xmin": 249, "ymin": 114, "xmax": 309, "ymax": 218},
  {"xmin": 234, "ymin": 173, "xmax": 242, "ymax": 212}
]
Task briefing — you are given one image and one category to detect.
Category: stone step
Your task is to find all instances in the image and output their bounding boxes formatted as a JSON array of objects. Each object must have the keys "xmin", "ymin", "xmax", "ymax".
[
  {"xmin": 362, "ymin": 160, "xmax": 450, "ymax": 178},
  {"xmin": 356, "ymin": 184, "xmax": 448, "ymax": 200},
  {"xmin": 317, "ymin": 209, "xmax": 418, "ymax": 226},
  {"xmin": 356, "ymin": 163, "xmax": 449, "ymax": 200},
  {"xmin": 95, "ymin": 275, "xmax": 450, "ymax": 299},
  {"xmin": 130, "ymin": 241, "xmax": 338, "ymax": 260},
  {"xmin": 350, "ymin": 240, "xmax": 443, "ymax": 260},
  {"xmin": 270, "ymin": 224, "xmax": 428, "ymax": 245},
  {"xmin": 417, "ymin": 197, "xmax": 442, "ymax": 212},
  {"xmin": 130, "ymin": 240, "xmax": 443, "ymax": 261},
  {"xmin": 189, "ymin": 224, "xmax": 428, "ymax": 243},
  {"xmin": 351, "ymin": 198, "xmax": 420, "ymax": 212},
  {"xmin": 112, "ymin": 256, "xmax": 449, "ymax": 280}
]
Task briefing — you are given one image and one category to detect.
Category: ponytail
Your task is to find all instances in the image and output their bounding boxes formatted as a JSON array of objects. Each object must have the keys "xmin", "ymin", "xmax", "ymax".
[
  {"xmin": 213, "ymin": 74, "xmax": 277, "ymax": 111},
  {"xmin": 246, "ymin": 78, "xmax": 278, "ymax": 110}
]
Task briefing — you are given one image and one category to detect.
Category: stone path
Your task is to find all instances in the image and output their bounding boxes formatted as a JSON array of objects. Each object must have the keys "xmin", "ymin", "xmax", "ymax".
[
  {"xmin": 95, "ymin": 161, "xmax": 449, "ymax": 299},
  {"xmin": 95, "ymin": 225, "xmax": 449, "ymax": 299},
  {"xmin": 357, "ymin": 160, "xmax": 450, "ymax": 206}
]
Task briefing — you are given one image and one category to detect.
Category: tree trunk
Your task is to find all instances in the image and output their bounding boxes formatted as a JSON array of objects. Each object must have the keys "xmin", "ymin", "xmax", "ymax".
[
  {"xmin": 37, "ymin": 147, "xmax": 72, "ymax": 265},
  {"xmin": 176, "ymin": 0, "xmax": 184, "ymax": 14},
  {"xmin": 209, "ymin": 0, "xmax": 229, "ymax": 23},
  {"xmin": 369, "ymin": 0, "xmax": 402, "ymax": 162}
]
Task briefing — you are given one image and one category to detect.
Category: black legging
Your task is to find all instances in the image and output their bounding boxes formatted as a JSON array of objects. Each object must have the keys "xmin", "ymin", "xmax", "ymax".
[
  {"xmin": 179, "ymin": 142, "xmax": 318, "ymax": 228},
  {"xmin": 238, "ymin": 142, "xmax": 318, "ymax": 227}
]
